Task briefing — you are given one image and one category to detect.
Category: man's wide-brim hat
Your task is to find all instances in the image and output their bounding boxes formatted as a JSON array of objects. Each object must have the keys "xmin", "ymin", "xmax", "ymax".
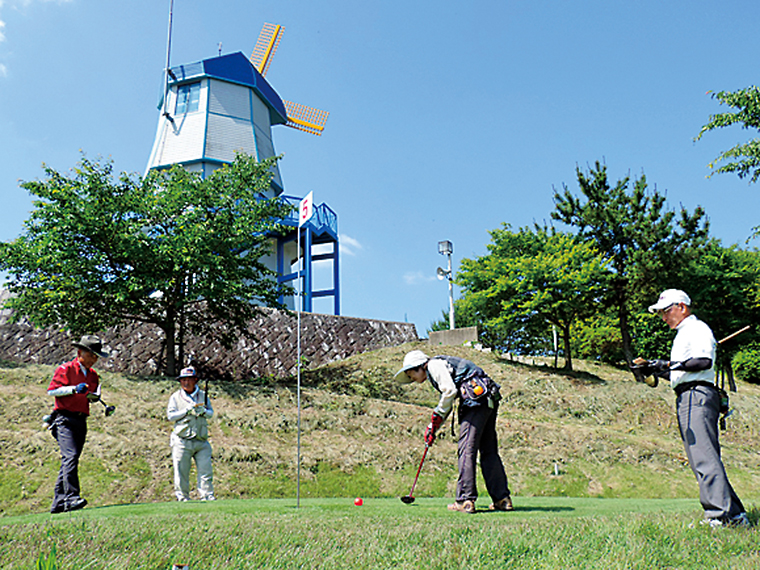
[
  {"xmin": 72, "ymin": 335, "xmax": 109, "ymax": 358},
  {"xmin": 394, "ymin": 350, "xmax": 430, "ymax": 383}
]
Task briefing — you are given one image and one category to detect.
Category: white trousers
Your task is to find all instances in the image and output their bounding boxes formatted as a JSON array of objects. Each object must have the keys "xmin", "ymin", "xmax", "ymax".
[{"xmin": 170, "ymin": 433, "xmax": 214, "ymax": 501}]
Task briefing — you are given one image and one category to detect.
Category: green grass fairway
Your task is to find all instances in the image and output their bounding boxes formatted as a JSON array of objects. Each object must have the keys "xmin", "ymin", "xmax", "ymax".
[
  {"xmin": 1, "ymin": 497, "xmax": 757, "ymax": 569},
  {"xmin": 3, "ymin": 350, "xmax": 759, "ymax": 568}
]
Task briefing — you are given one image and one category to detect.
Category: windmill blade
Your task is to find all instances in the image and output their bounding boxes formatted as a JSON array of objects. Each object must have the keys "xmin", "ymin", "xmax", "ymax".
[
  {"xmin": 284, "ymin": 100, "xmax": 329, "ymax": 136},
  {"xmin": 250, "ymin": 23, "xmax": 284, "ymax": 76}
]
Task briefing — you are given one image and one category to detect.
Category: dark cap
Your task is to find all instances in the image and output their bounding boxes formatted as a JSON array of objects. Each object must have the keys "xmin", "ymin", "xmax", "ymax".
[{"xmin": 72, "ymin": 335, "xmax": 109, "ymax": 358}]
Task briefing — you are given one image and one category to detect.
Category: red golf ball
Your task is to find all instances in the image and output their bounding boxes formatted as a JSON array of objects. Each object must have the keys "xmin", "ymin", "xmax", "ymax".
[{"xmin": 354, "ymin": 497, "xmax": 363, "ymax": 506}]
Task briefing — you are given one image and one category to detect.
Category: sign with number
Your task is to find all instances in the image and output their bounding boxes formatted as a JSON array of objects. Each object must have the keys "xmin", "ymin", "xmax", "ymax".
[{"xmin": 299, "ymin": 191, "xmax": 313, "ymax": 227}]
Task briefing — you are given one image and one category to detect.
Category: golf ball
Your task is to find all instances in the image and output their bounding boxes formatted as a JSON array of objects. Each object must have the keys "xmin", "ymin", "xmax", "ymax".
[{"xmin": 354, "ymin": 497, "xmax": 363, "ymax": 506}]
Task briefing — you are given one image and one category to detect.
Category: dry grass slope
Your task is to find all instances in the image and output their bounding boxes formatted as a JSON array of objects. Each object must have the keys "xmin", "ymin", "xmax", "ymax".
[{"xmin": 2, "ymin": 342, "xmax": 759, "ymax": 517}]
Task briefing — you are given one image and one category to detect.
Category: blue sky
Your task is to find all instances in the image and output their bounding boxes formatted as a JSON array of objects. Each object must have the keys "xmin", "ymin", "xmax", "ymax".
[{"xmin": 1, "ymin": 0, "xmax": 759, "ymax": 337}]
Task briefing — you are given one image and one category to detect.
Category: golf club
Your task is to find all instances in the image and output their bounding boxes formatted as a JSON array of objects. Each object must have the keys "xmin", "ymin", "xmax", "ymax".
[
  {"xmin": 93, "ymin": 395, "xmax": 116, "ymax": 417},
  {"xmin": 632, "ymin": 325, "xmax": 751, "ymax": 388},
  {"xmin": 400, "ymin": 444, "xmax": 429, "ymax": 504}
]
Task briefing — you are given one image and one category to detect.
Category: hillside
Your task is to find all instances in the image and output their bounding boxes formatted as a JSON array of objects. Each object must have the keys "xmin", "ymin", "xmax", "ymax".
[{"xmin": 2, "ymin": 342, "xmax": 759, "ymax": 517}]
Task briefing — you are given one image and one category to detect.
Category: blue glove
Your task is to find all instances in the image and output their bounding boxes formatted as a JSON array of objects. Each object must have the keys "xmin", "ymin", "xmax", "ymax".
[{"xmin": 75, "ymin": 383, "xmax": 88, "ymax": 394}]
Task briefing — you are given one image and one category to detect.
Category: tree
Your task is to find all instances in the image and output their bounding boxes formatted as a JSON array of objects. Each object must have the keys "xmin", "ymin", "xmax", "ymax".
[
  {"xmin": 675, "ymin": 239, "xmax": 760, "ymax": 386},
  {"xmin": 456, "ymin": 226, "xmax": 610, "ymax": 370},
  {"xmin": 696, "ymin": 86, "xmax": 760, "ymax": 185},
  {"xmin": 551, "ymin": 161, "xmax": 709, "ymax": 366},
  {"xmin": 696, "ymin": 86, "xmax": 760, "ymax": 239},
  {"xmin": 0, "ymin": 153, "xmax": 294, "ymax": 375}
]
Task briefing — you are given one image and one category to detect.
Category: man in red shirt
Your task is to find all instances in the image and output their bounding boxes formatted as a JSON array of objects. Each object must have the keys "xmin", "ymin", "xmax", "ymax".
[{"xmin": 46, "ymin": 335, "xmax": 109, "ymax": 513}]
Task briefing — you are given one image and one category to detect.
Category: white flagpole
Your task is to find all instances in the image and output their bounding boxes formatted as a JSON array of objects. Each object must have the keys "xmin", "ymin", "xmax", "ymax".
[
  {"xmin": 296, "ymin": 192, "xmax": 313, "ymax": 509},
  {"xmin": 296, "ymin": 225, "xmax": 302, "ymax": 508}
]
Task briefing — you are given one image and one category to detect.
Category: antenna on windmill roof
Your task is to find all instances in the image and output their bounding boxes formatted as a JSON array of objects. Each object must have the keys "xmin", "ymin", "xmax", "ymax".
[{"xmin": 160, "ymin": 0, "xmax": 175, "ymax": 118}]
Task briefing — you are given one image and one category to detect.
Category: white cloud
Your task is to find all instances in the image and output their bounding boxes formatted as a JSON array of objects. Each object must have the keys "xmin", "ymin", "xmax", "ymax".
[
  {"xmin": 403, "ymin": 270, "xmax": 437, "ymax": 286},
  {"xmin": 0, "ymin": 1, "xmax": 73, "ymax": 47},
  {"xmin": 0, "ymin": 62, "xmax": 6, "ymax": 77},
  {"xmin": 339, "ymin": 234, "xmax": 362, "ymax": 257}
]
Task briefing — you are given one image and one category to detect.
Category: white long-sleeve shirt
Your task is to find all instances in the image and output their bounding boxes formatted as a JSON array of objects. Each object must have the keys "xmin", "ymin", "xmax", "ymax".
[
  {"xmin": 426, "ymin": 359, "xmax": 459, "ymax": 420},
  {"xmin": 167, "ymin": 386, "xmax": 214, "ymax": 440}
]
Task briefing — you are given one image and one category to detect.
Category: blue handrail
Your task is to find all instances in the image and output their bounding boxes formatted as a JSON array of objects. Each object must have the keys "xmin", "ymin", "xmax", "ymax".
[{"xmin": 279, "ymin": 195, "xmax": 338, "ymax": 239}]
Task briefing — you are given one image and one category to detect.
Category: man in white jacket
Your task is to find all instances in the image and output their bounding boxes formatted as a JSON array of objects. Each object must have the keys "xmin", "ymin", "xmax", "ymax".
[{"xmin": 167, "ymin": 366, "xmax": 215, "ymax": 501}]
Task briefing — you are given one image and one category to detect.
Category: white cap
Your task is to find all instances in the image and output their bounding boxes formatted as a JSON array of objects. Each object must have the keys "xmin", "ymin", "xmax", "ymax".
[
  {"xmin": 177, "ymin": 366, "xmax": 198, "ymax": 379},
  {"xmin": 648, "ymin": 289, "xmax": 691, "ymax": 313},
  {"xmin": 393, "ymin": 350, "xmax": 430, "ymax": 383}
]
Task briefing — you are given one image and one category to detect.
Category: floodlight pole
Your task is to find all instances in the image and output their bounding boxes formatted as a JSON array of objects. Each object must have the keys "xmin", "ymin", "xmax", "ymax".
[{"xmin": 438, "ymin": 240, "xmax": 455, "ymax": 330}]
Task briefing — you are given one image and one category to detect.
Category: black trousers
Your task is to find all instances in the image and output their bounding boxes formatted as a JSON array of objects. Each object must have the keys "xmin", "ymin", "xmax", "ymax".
[
  {"xmin": 51, "ymin": 412, "xmax": 88, "ymax": 511},
  {"xmin": 456, "ymin": 403, "xmax": 510, "ymax": 503}
]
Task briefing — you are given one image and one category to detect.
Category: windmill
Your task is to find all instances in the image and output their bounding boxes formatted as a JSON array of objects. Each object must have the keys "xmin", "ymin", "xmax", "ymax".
[
  {"xmin": 147, "ymin": 22, "xmax": 330, "ymax": 190},
  {"xmin": 249, "ymin": 23, "xmax": 329, "ymax": 137},
  {"xmin": 145, "ymin": 21, "xmax": 339, "ymax": 315}
]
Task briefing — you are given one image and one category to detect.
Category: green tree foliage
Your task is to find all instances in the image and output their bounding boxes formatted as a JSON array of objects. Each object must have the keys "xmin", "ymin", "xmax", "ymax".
[
  {"xmin": 574, "ymin": 241, "xmax": 760, "ymax": 372},
  {"xmin": 551, "ymin": 161, "xmax": 709, "ymax": 366},
  {"xmin": 429, "ymin": 309, "xmax": 454, "ymax": 334},
  {"xmin": 673, "ymin": 240, "xmax": 760, "ymax": 381},
  {"xmin": 696, "ymin": 86, "xmax": 760, "ymax": 186},
  {"xmin": 732, "ymin": 343, "xmax": 760, "ymax": 384},
  {"xmin": 570, "ymin": 312, "xmax": 625, "ymax": 365},
  {"xmin": 456, "ymin": 226, "xmax": 610, "ymax": 370},
  {"xmin": 0, "ymin": 154, "xmax": 294, "ymax": 375},
  {"xmin": 677, "ymin": 240, "xmax": 760, "ymax": 338}
]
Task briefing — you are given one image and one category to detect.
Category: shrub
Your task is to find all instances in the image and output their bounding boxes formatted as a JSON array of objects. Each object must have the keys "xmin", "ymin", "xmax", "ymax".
[{"xmin": 732, "ymin": 344, "xmax": 760, "ymax": 385}]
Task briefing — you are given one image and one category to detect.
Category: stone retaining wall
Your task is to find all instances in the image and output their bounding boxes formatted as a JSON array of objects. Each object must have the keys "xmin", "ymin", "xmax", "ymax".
[{"xmin": 0, "ymin": 292, "xmax": 418, "ymax": 379}]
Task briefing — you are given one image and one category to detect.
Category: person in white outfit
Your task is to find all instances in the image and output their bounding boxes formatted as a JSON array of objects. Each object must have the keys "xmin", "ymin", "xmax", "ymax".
[
  {"xmin": 644, "ymin": 289, "xmax": 748, "ymax": 528},
  {"xmin": 167, "ymin": 366, "xmax": 215, "ymax": 501}
]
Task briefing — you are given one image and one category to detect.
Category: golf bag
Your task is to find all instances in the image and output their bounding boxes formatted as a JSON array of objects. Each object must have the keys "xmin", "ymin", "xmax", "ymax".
[
  {"xmin": 459, "ymin": 370, "xmax": 501, "ymax": 407},
  {"xmin": 431, "ymin": 356, "xmax": 501, "ymax": 408}
]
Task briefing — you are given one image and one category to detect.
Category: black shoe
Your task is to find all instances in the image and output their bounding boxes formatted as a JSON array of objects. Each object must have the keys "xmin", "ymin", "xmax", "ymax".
[
  {"xmin": 66, "ymin": 497, "xmax": 87, "ymax": 512},
  {"xmin": 50, "ymin": 504, "xmax": 66, "ymax": 514}
]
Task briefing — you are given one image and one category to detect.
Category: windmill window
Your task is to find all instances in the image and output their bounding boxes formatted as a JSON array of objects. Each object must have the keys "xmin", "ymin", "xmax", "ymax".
[{"xmin": 176, "ymin": 82, "xmax": 201, "ymax": 114}]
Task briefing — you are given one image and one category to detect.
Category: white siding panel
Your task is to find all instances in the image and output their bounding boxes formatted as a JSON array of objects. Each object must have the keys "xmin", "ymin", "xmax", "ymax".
[
  {"xmin": 147, "ymin": 114, "xmax": 206, "ymax": 168},
  {"xmin": 205, "ymin": 114, "xmax": 255, "ymax": 162},
  {"xmin": 146, "ymin": 121, "xmax": 171, "ymax": 171},
  {"xmin": 208, "ymin": 80, "xmax": 251, "ymax": 121},
  {"xmin": 253, "ymin": 123, "xmax": 283, "ymax": 191},
  {"xmin": 249, "ymin": 94, "xmax": 283, "ymax": 190},
  {"xmin": 158, "ymin": 114, "xmax": 207, "ymax": 165},
  {"xmin": 250, "ymin": 95, "xmax": 272, "ymax": 135}
]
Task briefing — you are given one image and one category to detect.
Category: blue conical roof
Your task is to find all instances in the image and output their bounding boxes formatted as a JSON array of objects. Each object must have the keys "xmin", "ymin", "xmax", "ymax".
[{"xmin": 169, "ymin": 52, "xmax": 288, "ymax": 126}]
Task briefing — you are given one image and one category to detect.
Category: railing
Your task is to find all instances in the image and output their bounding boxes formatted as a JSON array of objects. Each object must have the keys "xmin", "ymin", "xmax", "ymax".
[{"xmin": 279, "ymin": 195, "xmax": 338, "ymax": 239}]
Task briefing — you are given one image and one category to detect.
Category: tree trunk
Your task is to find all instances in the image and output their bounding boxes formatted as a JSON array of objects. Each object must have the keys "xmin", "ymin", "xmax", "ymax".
[
  {"xmin": 163, "ymin": 305, "xmax": 177, "ymax": 377},
  {"xmin": 177, "ymin": 305, "xmax": 185, "ymax": 373},
  {"xmin": 619, "ymin": 304, "xmax": 634, "ymax": 364},
  {"xmin": 562, "ymin": 323, "xmax": 573, "ymax": 371},
  {"xmin": 613, "ymin": 278, "xmax": 635, "ymax": 366}
]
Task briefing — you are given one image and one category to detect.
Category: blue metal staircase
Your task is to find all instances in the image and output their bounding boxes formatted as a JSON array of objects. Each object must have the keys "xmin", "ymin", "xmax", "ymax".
[{"xmin": 276, "ymin": 196, "xmax": 339, "ymax": 314}]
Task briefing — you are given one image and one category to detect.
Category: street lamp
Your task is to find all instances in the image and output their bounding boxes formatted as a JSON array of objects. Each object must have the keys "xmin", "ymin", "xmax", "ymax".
[{"xmin": 437, "ymin": 240, "xmax": 455, "ymax": 330}]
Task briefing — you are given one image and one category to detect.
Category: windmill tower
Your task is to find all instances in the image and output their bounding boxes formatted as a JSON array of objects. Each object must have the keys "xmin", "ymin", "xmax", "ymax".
[{"xmin": 146, "ymin": 23, "xmax": 339, "ymax": 314}]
